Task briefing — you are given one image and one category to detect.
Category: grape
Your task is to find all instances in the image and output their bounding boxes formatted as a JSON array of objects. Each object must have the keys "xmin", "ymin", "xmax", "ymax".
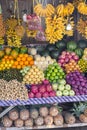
[{"xmin": 66, "ymin": 71, "xmax": 87, "ymax": 96}]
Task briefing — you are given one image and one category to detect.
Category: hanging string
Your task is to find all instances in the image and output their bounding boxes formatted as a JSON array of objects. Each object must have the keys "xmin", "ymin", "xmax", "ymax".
[
  {"xmin": 14, "ymin": 0, "xmax": 17, "ymax": 18},
  {"xmin": 35, "ymin": 0, "xmax": 39, "ymax": 4},
  {"xmin": 16, "ymin": 0, "xmax": 20, "ymax": 25}
]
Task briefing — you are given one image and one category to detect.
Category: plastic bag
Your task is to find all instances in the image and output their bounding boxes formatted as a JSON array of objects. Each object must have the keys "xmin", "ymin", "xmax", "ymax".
[
  {"xmin": 35, "ymin": 30, "xmax": 46, "ymax": 41},
  {"xmin": 27, "ymin": 14, "xmax": 42, "ymax": 30}
]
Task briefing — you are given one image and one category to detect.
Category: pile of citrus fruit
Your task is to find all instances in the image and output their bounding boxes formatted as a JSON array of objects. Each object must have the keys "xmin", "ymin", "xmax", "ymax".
[{"xmin": 12, "ymin": 54, "xmax": 34, "ymax": 69}]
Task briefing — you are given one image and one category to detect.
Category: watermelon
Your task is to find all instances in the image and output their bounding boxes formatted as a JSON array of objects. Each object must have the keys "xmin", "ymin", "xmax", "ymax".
[
  {"xmin": 75, "ymin": 48, "xmax": 83, "ymax": 58},
  {"xmin": 40, "ymin": 50, "xmax": 49, "ymax": 56},
  {"xmin": 67, "ymin": 41, "xmax": 77, "ymax": 51},
  {"xmin": 55, "ymin": 40, "xmax": 66, "ymax": 50},
  {"xmin": 50, "ymin": 50, "xmax": 60, "ymax": 60},
  {"xmin": 46, "ymin": 44, "xmax": 57, "ymax": 52},
  {"xmin": 37, "ymin": 46, "xmax": 46, "ymax": 54},
  {"xmin": 77, "ymin": 40, "xmax": 87, "ymax": 49}
]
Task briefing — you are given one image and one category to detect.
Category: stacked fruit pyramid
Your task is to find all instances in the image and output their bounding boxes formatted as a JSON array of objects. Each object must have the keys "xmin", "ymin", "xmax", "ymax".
[{"xmin": 0, "ymin": 39, "xmax": 87, "ymax": 100}]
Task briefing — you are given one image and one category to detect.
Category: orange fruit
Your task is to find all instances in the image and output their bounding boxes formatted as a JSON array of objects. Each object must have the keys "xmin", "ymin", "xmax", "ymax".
[
  {"xmin": 4, "ymin": 55, "xmax": 9, "ymax": 59},
  {"xmin": 21, "ymin": 65, "xmax": 26, "ymax": 68},
  {"xmin": 20, "ymin": 61, "xmax": 24, "ymax": 66},
  {"xmin": 21, "ymin": 57, "xmax": 26, "ymax": 61},
  {"xmin": 24, "ymin": 61, "xmax": 29, "ymax": 66},
  {"xmin": 12, "ymin": 65, "xmax": 16, "ymax": 68},
  {"xmin": 2, "ymin": 58, "xmax": 6, "ymax": 62},
  {"xmin": 19, "ymin": 54, "xmax": 23, "ymax": 58},
  {"xmin": 14, "ymin": 61, "xmax": 19, "ymax": 66},
  {"xmin": 17, "ymin": 57, "xmax": 21, "ymax": 62},
  {"xmin": 17, "ymin": 65, "xmax": 22, "ymax": 69},
  {"xmin": 29, "ymin": 60, "xmax": 34, "ymax": 66},
  {"xmin": 9, "ymin": 56, "xmax": 13, "ymax": 60},
  {"xmin": 24, "ymin": 54, "xmax": 29, "ymax": 58},
  {"xmin": 27, "ymin": 56, "xmax": 33, "ymax": 62}
]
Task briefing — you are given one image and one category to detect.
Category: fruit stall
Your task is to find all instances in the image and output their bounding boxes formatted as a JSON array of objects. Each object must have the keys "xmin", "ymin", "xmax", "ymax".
[{"xmin": 1, "ymin": 0, "xmax": 87, "ymax": 129}]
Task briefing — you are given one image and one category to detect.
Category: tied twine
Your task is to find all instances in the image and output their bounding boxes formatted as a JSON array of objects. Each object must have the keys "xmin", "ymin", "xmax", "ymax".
[{"xmin": 14, "ymin": 0, "xmax": 20, "ymax": 25}]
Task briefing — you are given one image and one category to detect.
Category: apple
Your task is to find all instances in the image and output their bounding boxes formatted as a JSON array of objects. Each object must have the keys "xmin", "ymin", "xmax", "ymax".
[
  {"xmin": 49, "ymin": 91, "xmax": 56, "ymax": 97},
  {"xmin": 65, "ymin": 84, "xmax": 71, "ymax": 91},
  {"xmin": 58, "ymin": 79, "xmax": 66, "ymax": 85},
  {"xmin": 52, "ymin": 83, "xmax": 58, "ymax": 91},
  {"xmin": 69, "ymin": 90, "xmax": 75, "ymax": 96},
  {"xmin": 58, "ymin": 85, "xmax": 65, "ymax": 91},
  {"xmin": 56, "ymin": 91, "xmax": 62, "ymax": 96},
  {"xmin": 35, "ymin": 92, "xmax": 42, "ymax": 98},
  {"xmin": 46, "ymin": 84, "xmax": 53, "ymax": 92},
  {"xmin": 43, "ymin": 92, "xmax": 49, "ymax": 98},
  {"xmin": 28, "ymin": 92, "xmax": 34, "ymax": 98},
  {"xmin": 31, "ymin": 85, "xmax": 38, "ymax": 94},
  {"xmin": 63, "ymin": 90, "xmax": 69, "ymax": 96},
  {"xmin": 39, "ymin": 85, "xmax": 46, "ymax": 94}
]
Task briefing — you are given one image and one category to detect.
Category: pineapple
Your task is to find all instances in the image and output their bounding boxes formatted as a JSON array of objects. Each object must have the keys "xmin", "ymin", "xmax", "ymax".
[
  {"xmin": 64, "ymin": 112, "xmax": 76, "ymax": 124},
  {"xmin": 39, "ymin": 106, "xmax": 49, "ymax": 117},
  {"xmin": 71, "ymin": 102, "xmax": 87, "ymax": 123},
  {"xmin": 84, "ymin": 108, "xmax": 87, "ymax": 117},
  {"xmin": 79, "ymin": 114, "xmax": 87, "ymax": 123},
  {"xmin": 54, "ymin": 114, "xmax": 64, "ymax": 126}
]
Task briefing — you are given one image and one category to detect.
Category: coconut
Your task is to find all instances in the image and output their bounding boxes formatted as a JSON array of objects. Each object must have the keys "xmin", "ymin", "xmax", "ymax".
[
  {"xmin": 3, "ymin": 116, "xmax": 13, "ymax": 127},
  {"xmin": 14, "ymin": 119, "xmax": 24, "ymax": 128},
  {"xmin": 54, "ymin": 114, "xmax": 64, "ymax": 126},
  {"xmin": 49, "ymin": 106, "xmax": 59, "ymax": 117},
  {"xmin": 30, "ymin": 109, "xmax": 39, "ymax": 119},
  {"xmin": 44, "ymin": 115, "xmax": 53, "ymax": 125},
  {"xmin": 20, "ymin": 109, "xmax": 29, "ymax": 121},
  {"xmin": 9, "ymin": 110, "xmax": 19, "ymax": 121},
  {"xmin": 39, "ymin": 107, "xmax": 49, "ymax": 117},
  {"xmin": 25, "ymin": 118, "xmax": 34, "ymax": 127},
  {"xmin": 35, "ymin": 116, "xmax": 44, "ymax": 126}
]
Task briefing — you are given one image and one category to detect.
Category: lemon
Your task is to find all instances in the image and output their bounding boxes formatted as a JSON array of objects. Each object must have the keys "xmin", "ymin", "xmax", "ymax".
[
  {"xmin": 0, "ymin": 64, "xmax": 4, "ymax": 67},
  {"xmin": 8, "ymin": 64, "xmax": 12, "ymax": 67},
  {"xmin": 6, "ymin": 61, "xmax": 10, "ymax": 64},
  {"xmin": 5, "ymin": 64, "xmax": 8, "ymax": 68}
]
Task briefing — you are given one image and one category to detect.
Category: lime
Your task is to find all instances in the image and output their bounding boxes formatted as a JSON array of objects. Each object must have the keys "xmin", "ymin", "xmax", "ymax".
[
  {"xmin": 54, "ymin": 69, "xmax": 58, "ymax": 73},
  {"xmin": 52, "ymin": 73, "xmax": 56, "ymax": 77}
]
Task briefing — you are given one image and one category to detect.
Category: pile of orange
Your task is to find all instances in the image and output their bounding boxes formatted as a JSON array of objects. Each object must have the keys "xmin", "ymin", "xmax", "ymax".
[{"xmin": 12, "ymin": 54, "xmax": 34, "ymax": 69}]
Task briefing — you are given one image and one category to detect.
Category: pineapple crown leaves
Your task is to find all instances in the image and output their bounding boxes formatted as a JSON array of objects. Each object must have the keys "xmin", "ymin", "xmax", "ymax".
[{"xmin": 70, "ymin": 102, "xmax": 87, "ymax": 117}]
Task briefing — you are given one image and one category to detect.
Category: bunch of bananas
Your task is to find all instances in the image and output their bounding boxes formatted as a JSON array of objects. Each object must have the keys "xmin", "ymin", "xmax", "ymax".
[
  {"xmin": 77, "ymin": 2, "xmax": 87, "ymax": 15},
  {"xmin": 73, "ymin": 0, "xmax": 84, "ymax": 7},
  {"xmin": 34, "ymin": 3, "xmax": 55, "ymax": 17},
  {"xmin": 0, "ymin": 37, "xmax": 4, "ymax": 45},
  {"xmin": 56, "ymin": 3, "xmax": 74, "ymax": 17},
  {"xmin": 45, "ymin": 15, "xmax": 65, "ymax": 44},
  {"xmin": 77, "ymin": 18, "xmax": 87, "ymax": 39},
  {"xmin": 6, "ymin": 29, "xmax": 21, "ymax": 47},
  {"xmin": 65, "ymin": 17, "xmax": 75, "ymax": 36},
  {"xmin": 26, "ymin": 29, "xmax": 37, "ymax": 38}
]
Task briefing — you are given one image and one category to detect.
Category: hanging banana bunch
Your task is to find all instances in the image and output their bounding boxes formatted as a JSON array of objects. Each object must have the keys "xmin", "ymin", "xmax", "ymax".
[
  {"xmin": 26, "ymin": 28, "xmax": 37, "ymax": 38},
  {"xmin": 77, "ymin": 17, "xmax": 87, "ymax": 39},
  {"xmin": 6, "ymin": 0, "xmax": 25, "ymax": 47},
  {"xmin": 73, "ymin": 0, "xmax": 85, "ymax": 7},
  {"xmin": 45, "ymin": 15, "xmax": 65, "ymax": 44},
  {"xmin": 6, "ymin": 28, "xmax": 21, "ymax": 47},
  {"xmin": 0, "ymin": 5, "xmax": 5, "ymax": 45},
  {"xmin": 34, "ymin": 0, "xmax": 55, "ymax": 17},
  {"xmin": 77, "ymin": 1, "xmax": 87, "ymax": 15},
  {"xmin": 65, "ymin": 17, "xmax": 75, "ymax": 36},
  {"xmin": 56, "ymin": 2, "xmax": 74, "ymax": 17}
]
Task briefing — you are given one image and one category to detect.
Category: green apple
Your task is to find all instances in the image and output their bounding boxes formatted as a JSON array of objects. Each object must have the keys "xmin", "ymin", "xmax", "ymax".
[
  {"xmin": 58, "ymin": 79, "xmax": 66, "ymax": 85},
  {"xmin": 65, "ymin": 84, "xmax": 71, "ymax": 91},
  {"xmin": 56, "ymin": 91, "xmax": 62, "ymax": 96},
  {"xmin": 58, "ymin": 85, "xmax": 65, "ymax": 91},
  {"xmin": 63, "ymin": 90, "xmax": 69, "ymax": 96},
  {"xmin": 69, "ymin": 90, "xmax": 75, "ymax": 96},
  {"xmin": 52, "ymin": 83, "xmax": 58, "ymax": 91}
]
